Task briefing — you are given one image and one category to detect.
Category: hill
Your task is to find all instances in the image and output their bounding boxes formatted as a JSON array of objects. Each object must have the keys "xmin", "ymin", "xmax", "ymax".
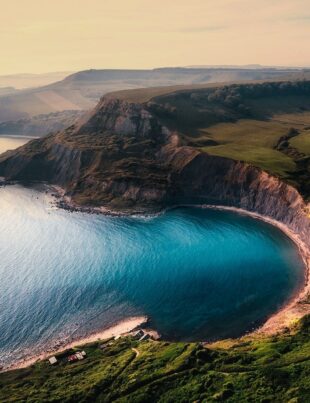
[
  {"xmin": 0, "ymin": 110, "xmax": 84, "ymax": 136},
  {"xmin": 0, "ymin": 87, "xmax": 18, "ymax": 96},
  {"xmin": 0, "ymin": 71, "xmax": 74, "ymax": 90},
  {"xmin": 0, "ymin": 315, "xmax": 309, "ymax": 402},
  {"xmin": 0, "ymin": 79, "xmax": 309, "ymax": 205},
  {"xmin": 0, "ymin": 67, "xmax": 306, "ymax": 124},
  {"xmin": 148, "ymin": 80, "xmax": 310, "ymax": 198}
]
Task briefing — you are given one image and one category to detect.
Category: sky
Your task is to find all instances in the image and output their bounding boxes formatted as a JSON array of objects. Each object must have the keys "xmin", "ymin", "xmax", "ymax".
[{"xmin": 0, "ymin": 0, "xmax": 309, "ymax": 74}]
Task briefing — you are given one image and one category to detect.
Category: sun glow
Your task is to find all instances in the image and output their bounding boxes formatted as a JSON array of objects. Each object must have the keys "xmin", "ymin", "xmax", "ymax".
[{"xmin": 0, "ymin": 0, "xmax": 309, "ymax": 74}]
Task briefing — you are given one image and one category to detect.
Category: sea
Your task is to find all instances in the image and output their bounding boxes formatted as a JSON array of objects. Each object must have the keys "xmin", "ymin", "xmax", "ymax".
[{"xmin": 0, "ymin": 185, "xmax": 305, "ymax": 367}]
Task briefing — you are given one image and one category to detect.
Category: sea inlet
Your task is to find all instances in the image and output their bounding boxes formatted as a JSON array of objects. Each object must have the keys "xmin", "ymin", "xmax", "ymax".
[{"xmin": 0, "ymin": 185, "xmax": 305, "ymax": 367}]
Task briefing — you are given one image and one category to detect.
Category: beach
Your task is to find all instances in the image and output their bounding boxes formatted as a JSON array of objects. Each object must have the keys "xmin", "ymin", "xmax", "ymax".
[{"xmin": 4, "ymin": 316, "xmax": 148, "ymax": 372}]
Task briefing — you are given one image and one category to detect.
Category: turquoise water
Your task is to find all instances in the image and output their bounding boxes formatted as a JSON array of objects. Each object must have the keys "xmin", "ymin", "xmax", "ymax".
[{"xmin": 0, "ymin": 186, "xmax": 305, "ymax": 367}]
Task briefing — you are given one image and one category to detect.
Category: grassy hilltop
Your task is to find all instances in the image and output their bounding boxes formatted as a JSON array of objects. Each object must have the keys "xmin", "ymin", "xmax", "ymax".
[
  {"xmin": 0, "ymin": 316, "xmax": 309, "ymax": 402},
  {"xmin": 140, "ymin": 80, "xmax": 310, "ymax": 199},
  {"xmin": 0, "ymin": 67, "xmax": 304, "ymax": 122}
]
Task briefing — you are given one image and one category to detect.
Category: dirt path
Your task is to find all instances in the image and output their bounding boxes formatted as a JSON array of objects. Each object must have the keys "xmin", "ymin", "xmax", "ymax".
[{"xmin": 132, "ymin": 348, "xmax": 140, "ymax": 358}]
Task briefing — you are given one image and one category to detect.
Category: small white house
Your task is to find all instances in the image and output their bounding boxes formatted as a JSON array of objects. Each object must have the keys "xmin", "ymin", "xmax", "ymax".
[
  {"xmin": 139, "ymin": 333, "xmax": 150, "ymax": 341},
  {"xmin": 48, "ymin": 356, "xmax": 57, "ymax": 365},
  {"xmin": 75, "ymin": 352, "xmax": 84, "ymax": 360},
  {"xmin": 132, "ymin": 329, "xmax": 144, "ymax": 339}
]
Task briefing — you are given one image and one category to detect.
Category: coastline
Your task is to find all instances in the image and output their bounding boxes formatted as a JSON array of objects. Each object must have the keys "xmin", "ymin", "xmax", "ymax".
[
  {"xmin": 48, "ymin": 185, "xmax": 310, "ymax": 336},
  {"xmin": 200, "ymin": 204, "xmax": 310, "ymax": 336},
  {"xmin": 48, "ymin": 185, "xmax": 164, "ymax": 216},
  {"xmin": 3, "ymin": 316, "xmax": 148, "ymax": 373},
  {"xmin": 1, "ymin": 183, "xmax": 309, "ymax": 373}
]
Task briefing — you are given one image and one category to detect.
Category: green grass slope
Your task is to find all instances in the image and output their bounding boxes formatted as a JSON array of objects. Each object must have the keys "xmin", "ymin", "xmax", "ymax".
[
  {"xmin": 200, "ymin": 114, "xmax": 310, "ymax": 195},
  {"xmin": 198, "ymin": 116, "xmax": 310, "ymax": 178},
  {"xmin": 145, "ymin": 81, "xmax": 310, "ymax": 199},
  {"xmin": 1, "ymin": 316, "xmax": 309, "ymax": 402},
  {"xmin": 290, "ymin": 130, "xmax": 310, "ymax": 155}
]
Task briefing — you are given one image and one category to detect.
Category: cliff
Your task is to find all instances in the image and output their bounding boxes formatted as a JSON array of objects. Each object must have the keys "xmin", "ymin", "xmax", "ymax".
[
  {"xmin": 0, "ymin": 97, "xmax": 171, "ymax": 208},
  {"xmin": 0, "ymin": 95, "xmax": 309, "ymax": 242},
  {"xmin": 167, "ymin": 151, "xmax": 310, "ymax": 244}
]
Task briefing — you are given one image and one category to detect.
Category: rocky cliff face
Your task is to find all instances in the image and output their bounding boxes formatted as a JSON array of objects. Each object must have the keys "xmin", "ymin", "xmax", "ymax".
[
  {"xmin": 0, "ymin": 97, "xmax": 309, "ymax": 245},
  {"xmin": 0, "ymin": 97, "xmax": 171, "ymax": 207},
  {"xmin": 166, "ymin": 150, "xmax": 310, "ymax": 245}
]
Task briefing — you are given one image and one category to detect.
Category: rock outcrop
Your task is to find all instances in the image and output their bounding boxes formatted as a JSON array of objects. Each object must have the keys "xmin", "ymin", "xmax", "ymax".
[
  {"xmin": 167, "ymin": 150, "xmax": 310, "ymax": 245},
  {"xmin": 0, "ymin": 96, "xmax": 309, "ymax": 245}
]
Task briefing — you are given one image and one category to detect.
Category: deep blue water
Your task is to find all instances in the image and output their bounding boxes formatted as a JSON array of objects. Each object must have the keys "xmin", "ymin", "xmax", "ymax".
[{"xmin": 0, "ymin": 186, "xmax": 305, "ymax": 366}]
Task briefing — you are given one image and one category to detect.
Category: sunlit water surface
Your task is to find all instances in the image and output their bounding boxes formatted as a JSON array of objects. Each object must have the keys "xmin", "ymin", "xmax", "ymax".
[
  {"xmin": 0, "ymin": 186, "xmax": 305, "ymax": 367},
  {"xmin": 0, "ymin": 135, "xmax": 36, "ymax": 154}
]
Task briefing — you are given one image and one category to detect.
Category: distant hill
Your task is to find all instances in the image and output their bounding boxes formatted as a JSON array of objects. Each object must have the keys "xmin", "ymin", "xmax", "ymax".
[
  {"xmin": 0, "ymin": 110, "xmax": 84, "ymax": 136},
  {"xmin": 55, "ymin": 67, "xmax": 307, "ymax": 104},
  {"xmin": 0, "ymin": 71, "xmax": 74, "ymax": 90},
  {"xmin": 0, "ymin": 87, "xmax": 18, "ymax": 96},
  {"xmin": 0, "ymin": 67, "xmax": 306, "ymax": 123}
]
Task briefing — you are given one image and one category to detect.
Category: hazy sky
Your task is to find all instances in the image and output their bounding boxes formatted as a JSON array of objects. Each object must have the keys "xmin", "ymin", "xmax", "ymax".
[{"xmin": 1, "ymin": 0, "xmax": 309, "ymax": 74}]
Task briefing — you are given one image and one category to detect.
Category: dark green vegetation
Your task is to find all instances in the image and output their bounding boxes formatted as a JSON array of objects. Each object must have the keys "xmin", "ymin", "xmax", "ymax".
[
  {"xmin": 147, "ymin": 80, "xmax": 310, "ymax": 199},
  {"xmin": 0, "ymin": 67, "xmax": 307, "ymax": 123},
  {"xmin": 0, "ymin": 316, "xmax": 309, "ymax": 402}
]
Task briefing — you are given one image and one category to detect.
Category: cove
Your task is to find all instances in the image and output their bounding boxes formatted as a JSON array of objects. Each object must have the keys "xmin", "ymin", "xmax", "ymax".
[{"xmin": 0, "ymin": 185, "xmax": 305, "ymax": 367}]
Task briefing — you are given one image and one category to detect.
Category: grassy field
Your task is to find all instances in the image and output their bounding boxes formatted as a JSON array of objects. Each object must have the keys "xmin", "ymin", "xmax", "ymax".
[
  {"xmin": 142, "ymin": 82, "xmax": 310, "ymax": 198},
  {"xmin": 106, "ymin": 75, "xmax": 310, "ymax": 104},
  {"xmin": 196, "ymin": 116, "xmax": 310, "ymax": 178},
  {"xmin": 202, "ymin": 144, "xmax": 296, "ymax": 177},
  {"xmin": 0, "ymin": 316, "xmax": 309, "ymax": 402},
  {"xmin": 199, "ymin": 119, "xmax": 293, "ymax": 148},
  {"xmin": 290, "ymin": 130, "xmax": 310, "ymax": 154}
]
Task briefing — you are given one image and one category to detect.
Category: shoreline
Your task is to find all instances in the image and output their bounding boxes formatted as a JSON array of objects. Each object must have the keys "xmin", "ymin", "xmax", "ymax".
[
  {"xmin": 3, "ymin": 316, "xmax": 148, "ymax": 373},
  {"xmin": 48, "ymin": 185, "xmax": 310, "ymax": 336},
  {"xmin": 1, "ymin": 183, "xmax": 309, "ymax": 372},
  {"xmin": 48, "ymin": 185, "xmax": 310, "ymax": 333},
  {"xmin": 200, "ymin": 204, "xmax": 310, "ymax": 336},
  {"xmin": 50, "ymin": 185, "xmax": 162, "ymax": 217}
]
